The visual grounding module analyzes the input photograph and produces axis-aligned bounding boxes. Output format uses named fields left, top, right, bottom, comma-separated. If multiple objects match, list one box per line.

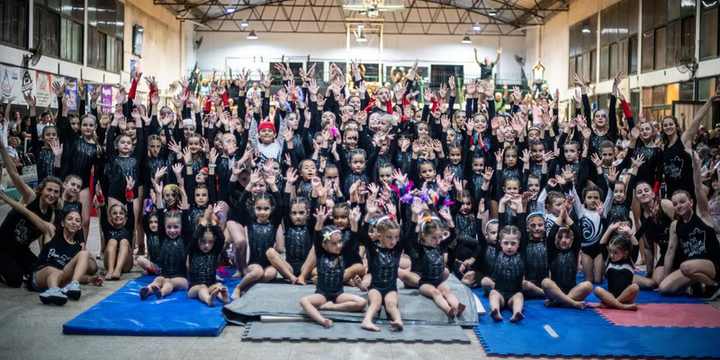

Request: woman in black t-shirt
left=32, top=210, right=103, bottom=305
left=0, top=141, right=61, bottom=288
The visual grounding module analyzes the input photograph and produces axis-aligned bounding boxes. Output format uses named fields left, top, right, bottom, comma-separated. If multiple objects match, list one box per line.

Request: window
left=609, top=43, right=619, bottom=78
left=700, top=5, right=719, bottom=60
left=629, top=36, right=638, bottom=74
left=642, top=0, right=655, bottom=31
left=61, top=19, right=82, bottom=63
left=569, top=14, right=597, bottom=86
left=599, top=0, right=635, bottom=80
left=666, top=21, right=680, bottom=68
left=639, top=0, right=696, bottom=71
left=600, top=46, right=609, bottom=80
left=306, top=62, right=325, bottom=83
left=429, top=65, right=463, bottom=88
left=88, top=28, right=106, bottom=69
left=34, top=5, right=61, bottom=58
left=642, top=31, right=654, bottom=71
left=60, top=0, right=83, bottom=63
left=88, top=0, right=124, bottom=72
left=0, top=0, right=29, bottom=48
left=655, top=27, right=666, bottom=70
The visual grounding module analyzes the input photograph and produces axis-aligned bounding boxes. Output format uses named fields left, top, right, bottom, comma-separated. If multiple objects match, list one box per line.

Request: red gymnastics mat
left=595, top=303, right=720, bottom=328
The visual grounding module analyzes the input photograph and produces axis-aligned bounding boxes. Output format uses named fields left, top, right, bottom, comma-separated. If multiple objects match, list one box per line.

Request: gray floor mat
left=223, top=276, right=478, bottom=327
left=241, top=321, right=471, bottom=343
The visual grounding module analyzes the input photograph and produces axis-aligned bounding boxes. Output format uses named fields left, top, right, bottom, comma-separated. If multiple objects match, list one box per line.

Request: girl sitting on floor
left=231, top=169, right=284, bottom=299
left=300, top=206, right=367, bottom=328
left=359, top=204, right=407, bottom=332
left=188, top=206, right=230, bottom=306
left=489, top=194, right=526, bottom=322
left=541, top=195, right=593, bottom=310
left=139, top=179, right=191, bottom=300
left=594, top=233, right=640, bottom=310
left=24, top=208, right=104, bottom=305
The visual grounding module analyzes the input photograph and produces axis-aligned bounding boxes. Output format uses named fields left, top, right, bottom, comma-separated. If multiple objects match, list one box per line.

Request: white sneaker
left=40, top=287, right=68, bottom=306
left=61, top=281, right=82, bottom=300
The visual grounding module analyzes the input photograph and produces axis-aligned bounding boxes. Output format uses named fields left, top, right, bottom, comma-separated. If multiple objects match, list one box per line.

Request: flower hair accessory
left=420, top=216, right=442, bottom=232
left=322, top=229, right=341, bottom=242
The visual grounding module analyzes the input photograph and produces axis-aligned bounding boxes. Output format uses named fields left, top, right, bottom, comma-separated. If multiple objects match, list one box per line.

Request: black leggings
left=0, top=246, right=38, bottom=288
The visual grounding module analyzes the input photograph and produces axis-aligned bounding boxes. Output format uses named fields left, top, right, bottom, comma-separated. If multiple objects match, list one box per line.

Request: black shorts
left=419, top=276, right=444, bottom=288
left=498, top=290, right=521, bottom=305
left=369, top=282, right=398, bottom=299
left=289, top=262, right=303, bottom=277
left=315, top=289, right=342, bottom=303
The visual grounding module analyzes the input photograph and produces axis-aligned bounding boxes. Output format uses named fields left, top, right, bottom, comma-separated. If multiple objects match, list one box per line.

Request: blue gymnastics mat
left=63, top=274, right=241, bottom=336
left=472, top=282, right=720, bottom=359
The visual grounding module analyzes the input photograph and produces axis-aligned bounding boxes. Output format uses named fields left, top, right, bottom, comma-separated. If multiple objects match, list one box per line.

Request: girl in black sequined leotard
left=231, top=170, right=285, bottom=299
left=299, top=208, right=367, bottom=329
left=266, top=177, right=317, bottom=285
left=139, top=181, right=191, bottom=301
left=187, top=209, right=231, bottom=307
left=541, top=200, right=593, bottom=309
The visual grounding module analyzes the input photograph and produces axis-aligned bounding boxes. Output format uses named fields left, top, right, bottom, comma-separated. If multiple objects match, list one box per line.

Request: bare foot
left=231, top=271, right=242, bottom=279
left=456, top=302, right=466, bottom=317
left=322, top=319, right=334, bottom=329
left=312, top=277, right=318, bottom=285
left=231, top=286, right=242, bottom=300
left=216, top=275, right=224, bottom=282
left=595, top=302, right=607, bottom=309
left=490, top=308, right=503, bottom=322
left=139, top=286, right=151, bottom=300
left=352, top=275, right=368, bottom=292
left=389, top=320, right=404, bottom=331
left=112, top=269, right=122, bottom=280
left=104, top=273, right=114, bottom=281
left=207, top=287, right=220, bottom=307
left=622, top=303, right=638, bottom=311
left=151, top=285, right=163, bottom=300
left=220, top=287, right=231, bottom=305
left=361, top=320, right=381, bottom=332
left=318, top=301, right=335, bottom=310
left=510, top=311, right=525, bottom=323
left=295, top=277, right=307, bottom=285
left=571, top=300, right=586, bottom=310
left=446, top=307, right=456, bottom=320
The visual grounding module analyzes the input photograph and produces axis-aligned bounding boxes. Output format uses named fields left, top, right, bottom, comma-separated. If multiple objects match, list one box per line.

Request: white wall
left=192, top=31, right=527, bottom=81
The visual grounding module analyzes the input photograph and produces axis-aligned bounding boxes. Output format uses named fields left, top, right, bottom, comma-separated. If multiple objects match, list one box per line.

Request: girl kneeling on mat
left=139, top=179, right=191, bottom=300
left=188, top=206, right=230, bottom=306
left=300, top=206, right=367, bottom=328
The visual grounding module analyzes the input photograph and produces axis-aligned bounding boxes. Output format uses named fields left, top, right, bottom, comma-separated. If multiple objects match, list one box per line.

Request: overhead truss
left=154, top=0, right=570, bottom=36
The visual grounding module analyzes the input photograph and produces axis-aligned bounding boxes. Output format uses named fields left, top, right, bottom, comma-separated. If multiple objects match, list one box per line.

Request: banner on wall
left=101, top=85, right=113, bottom=112
left=0, top=64, right=21, bottom=101
left=64, top=79, right=78, bottom=110
left=21, top=70, right=33, bottom=97
left=35, top=71, right=53, bottom=107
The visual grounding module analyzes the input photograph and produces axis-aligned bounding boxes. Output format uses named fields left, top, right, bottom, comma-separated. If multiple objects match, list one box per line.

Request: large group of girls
left=1, top=56, right=719, bottom=330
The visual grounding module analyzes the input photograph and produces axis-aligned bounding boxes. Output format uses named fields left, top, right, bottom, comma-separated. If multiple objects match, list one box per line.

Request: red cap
left=258, top=122, right=276, bottom=133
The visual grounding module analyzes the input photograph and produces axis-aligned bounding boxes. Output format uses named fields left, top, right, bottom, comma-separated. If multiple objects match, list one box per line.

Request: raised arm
left=682, top=85, right=720, bottom=149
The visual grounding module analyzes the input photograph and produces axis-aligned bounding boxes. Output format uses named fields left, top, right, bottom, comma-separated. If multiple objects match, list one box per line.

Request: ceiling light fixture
left=226, top=7, right=236, bottom=13
left=240, top=20, right=250, bottom=28
left=462, top=34, right=472, bottom=44
left=247, top=30, right=258, bottom=40
left=472, top=24, right=481, bottom=31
